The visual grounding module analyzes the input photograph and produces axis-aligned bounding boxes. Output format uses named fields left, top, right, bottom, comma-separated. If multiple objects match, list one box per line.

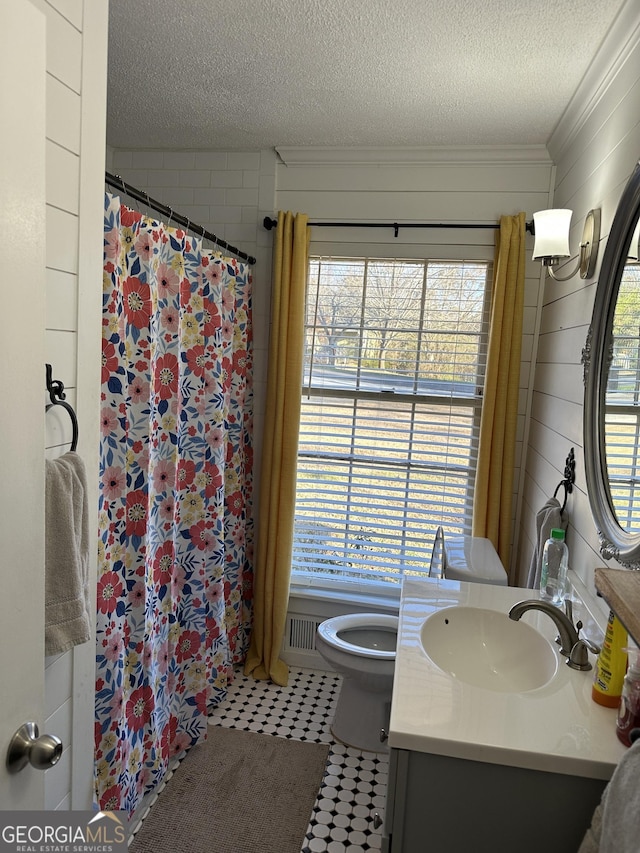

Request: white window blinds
left=292, top=257, right=492, bottom=590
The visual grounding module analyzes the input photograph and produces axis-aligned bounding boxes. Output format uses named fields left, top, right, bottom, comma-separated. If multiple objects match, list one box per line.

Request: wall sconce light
left=532, top=208, right=601, bottom=281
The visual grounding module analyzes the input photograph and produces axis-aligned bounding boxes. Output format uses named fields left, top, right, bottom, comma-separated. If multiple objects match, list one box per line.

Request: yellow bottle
left=592, top=610, right=628, bottom=708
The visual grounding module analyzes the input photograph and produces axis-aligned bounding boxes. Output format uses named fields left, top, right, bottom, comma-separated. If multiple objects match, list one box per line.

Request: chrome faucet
left=508, top=599, right=591, bottom=670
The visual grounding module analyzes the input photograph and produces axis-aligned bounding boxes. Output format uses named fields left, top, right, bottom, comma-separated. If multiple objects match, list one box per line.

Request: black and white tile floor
left=208, top=666, right=388, bottom=853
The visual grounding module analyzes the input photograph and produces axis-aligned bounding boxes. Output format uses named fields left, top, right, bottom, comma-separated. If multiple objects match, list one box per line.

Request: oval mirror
left=584, top=159, right=640, bottom=568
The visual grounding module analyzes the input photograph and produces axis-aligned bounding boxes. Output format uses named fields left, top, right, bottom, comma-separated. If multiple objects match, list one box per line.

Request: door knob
left=6, top=722, right=63, bottom=773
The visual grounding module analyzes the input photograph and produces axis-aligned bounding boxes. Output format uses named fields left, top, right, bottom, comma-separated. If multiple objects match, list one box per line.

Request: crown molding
left=548, top=0, right=640, bottom=162
left=275, top=144, right=552, bottom=167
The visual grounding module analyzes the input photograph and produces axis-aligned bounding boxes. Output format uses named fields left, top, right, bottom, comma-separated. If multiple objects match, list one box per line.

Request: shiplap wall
left=274, top=147, right=554, bottom=578
left=39, top=0, right=108, bottom=810
left=107, top=148, right=276, bottom=513
left=515, top=3, right=640, bottom=605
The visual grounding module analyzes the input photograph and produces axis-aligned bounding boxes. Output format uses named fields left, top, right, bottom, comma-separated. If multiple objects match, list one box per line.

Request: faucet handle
left=572, top=613, right=602, bottom=655
left=576, top=627, right=601, bottom=656
left=567, top=640, right=592, bottom=671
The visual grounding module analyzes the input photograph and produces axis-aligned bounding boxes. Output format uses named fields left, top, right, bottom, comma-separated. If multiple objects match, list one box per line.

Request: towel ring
left=45, top=364, right=78, bottom=452
left=553, top=480, right=570, bottom=515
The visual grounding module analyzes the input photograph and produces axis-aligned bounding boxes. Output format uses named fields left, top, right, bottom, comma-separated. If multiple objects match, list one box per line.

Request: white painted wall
left=274, top=145, right=555, bottom=578
left=515, top=3, right=640, bottom=607
left=38, top=0, right=108, bottom=810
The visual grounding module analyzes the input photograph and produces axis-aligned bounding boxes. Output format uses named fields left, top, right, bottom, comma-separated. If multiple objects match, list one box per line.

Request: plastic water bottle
left=539, top=528, right=569, bottom=605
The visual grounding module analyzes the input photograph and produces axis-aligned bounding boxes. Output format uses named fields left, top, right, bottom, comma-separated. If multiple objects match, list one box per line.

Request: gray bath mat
left=129, top=726, right=329, bottom=853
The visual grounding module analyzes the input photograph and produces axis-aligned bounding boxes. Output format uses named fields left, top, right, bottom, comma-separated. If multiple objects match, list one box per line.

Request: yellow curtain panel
left=245, top=211, right=310, bottom=686
left=472, top=212, right=526, bottom=576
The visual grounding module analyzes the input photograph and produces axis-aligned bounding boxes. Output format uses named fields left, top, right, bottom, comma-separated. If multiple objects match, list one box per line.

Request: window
left=292, top=256, right=492, bottom=593
left=605, top=263, right=640, bottom=530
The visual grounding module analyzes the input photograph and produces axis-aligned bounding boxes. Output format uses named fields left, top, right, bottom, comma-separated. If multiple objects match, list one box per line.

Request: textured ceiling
left=107, top=0, right=627, bottom=150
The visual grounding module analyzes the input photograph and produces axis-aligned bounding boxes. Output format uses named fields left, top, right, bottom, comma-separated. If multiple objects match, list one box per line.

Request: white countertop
left=389, top=577, right=627, bottom=780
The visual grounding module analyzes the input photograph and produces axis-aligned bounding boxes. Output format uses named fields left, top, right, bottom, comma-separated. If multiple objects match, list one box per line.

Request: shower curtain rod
left=105, top=171, right=257, bottom=265
left=263, top=216, right=535, bottom=237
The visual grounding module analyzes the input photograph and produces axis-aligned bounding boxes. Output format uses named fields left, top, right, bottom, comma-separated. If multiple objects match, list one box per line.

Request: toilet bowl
left=315, top=613, right=398, bottom=753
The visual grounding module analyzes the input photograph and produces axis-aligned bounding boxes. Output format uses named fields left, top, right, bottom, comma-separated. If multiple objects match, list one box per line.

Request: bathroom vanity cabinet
left=380, top=746, right=606, bottom=853
left=386, top=578, right=627, bottom=853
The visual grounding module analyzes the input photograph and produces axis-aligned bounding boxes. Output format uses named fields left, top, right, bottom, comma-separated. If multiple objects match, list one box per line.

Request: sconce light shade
left=532, top=209, right=572, bottom=261
left=532, top=208, right=600, bottom=281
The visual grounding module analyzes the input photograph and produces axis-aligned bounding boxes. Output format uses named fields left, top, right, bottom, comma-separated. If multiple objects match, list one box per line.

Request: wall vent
left=286, top=616, right=323, bottom=651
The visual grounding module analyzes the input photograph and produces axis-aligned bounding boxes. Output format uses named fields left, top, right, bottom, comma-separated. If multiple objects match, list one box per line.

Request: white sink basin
left=420, top=605, right=558, bottom=693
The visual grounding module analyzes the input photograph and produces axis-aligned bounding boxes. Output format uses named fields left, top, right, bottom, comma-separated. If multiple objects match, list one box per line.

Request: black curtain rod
left=105, top=171, right=256, bottom=265
left=263, top=216, right=534, bottom=237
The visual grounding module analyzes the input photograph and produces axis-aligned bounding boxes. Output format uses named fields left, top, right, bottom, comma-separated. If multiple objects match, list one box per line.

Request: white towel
left=45, top=451, right=91, bottom=655
left=579, top=739, right=640, bottom=852
left=525, top=496, right=567, bottom=589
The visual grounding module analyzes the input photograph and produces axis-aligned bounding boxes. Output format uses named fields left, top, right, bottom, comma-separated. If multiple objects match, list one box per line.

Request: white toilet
left=315, top=613, right=398, bottom=753
left=315, top=533, right=506, bottom=753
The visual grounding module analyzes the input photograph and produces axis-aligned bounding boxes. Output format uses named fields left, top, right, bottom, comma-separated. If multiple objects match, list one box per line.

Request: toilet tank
left=432, top=529, right=507, bottom=585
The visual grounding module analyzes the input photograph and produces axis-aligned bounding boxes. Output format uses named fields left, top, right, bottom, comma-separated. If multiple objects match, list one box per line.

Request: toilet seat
left=317, top=613, right=398, bottom=659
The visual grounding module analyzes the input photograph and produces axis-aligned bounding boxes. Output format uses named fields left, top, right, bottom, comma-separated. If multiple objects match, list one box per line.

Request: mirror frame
left=583, top=159, right=640, bottom=569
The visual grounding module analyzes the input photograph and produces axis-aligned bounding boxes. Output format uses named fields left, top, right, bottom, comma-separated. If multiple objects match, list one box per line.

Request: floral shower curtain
left=95, top=195, right=253, bottom=814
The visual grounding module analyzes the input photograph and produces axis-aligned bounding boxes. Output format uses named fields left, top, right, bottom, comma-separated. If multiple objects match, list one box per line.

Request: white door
left=0, top=0, right=48, bottom=809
